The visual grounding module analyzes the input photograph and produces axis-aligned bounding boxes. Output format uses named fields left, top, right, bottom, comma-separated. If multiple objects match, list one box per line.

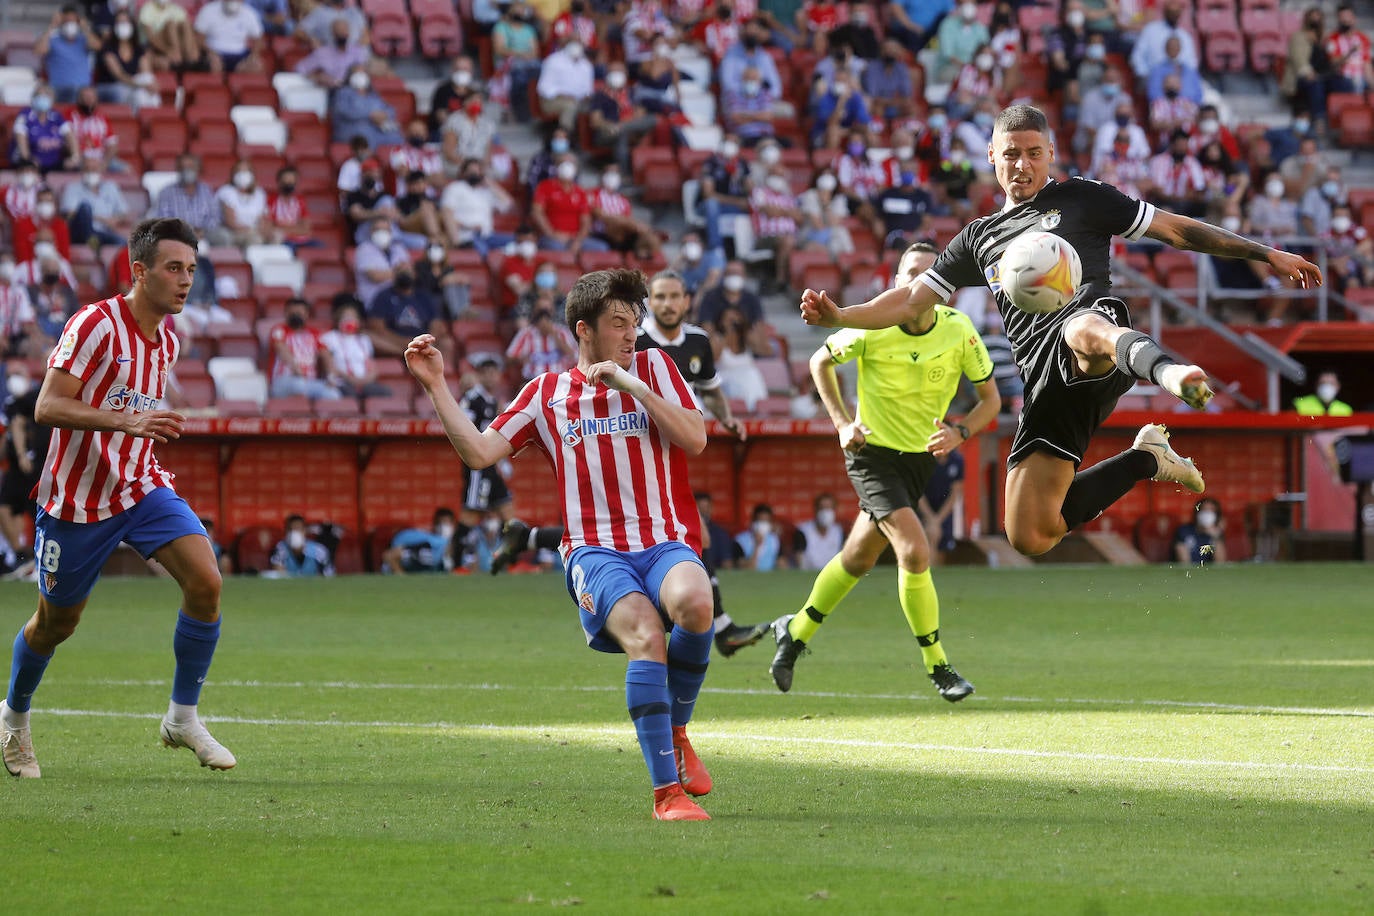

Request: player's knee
left=672, top=587, right=714, bottom=634
left=181, top=569, right=222, bottom=616
left=895, top=547, right=930, bottom=574
left=1061, top=307, right=1117, bottom=357
left=1007, top=527, right=1057, bottom=557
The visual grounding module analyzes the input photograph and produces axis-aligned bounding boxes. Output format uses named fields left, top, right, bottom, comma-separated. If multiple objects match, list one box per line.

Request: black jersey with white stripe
left=461, top=385, right=500, bottom=431
left=635, top=319, right=721, bottom=391
left=919, top=177, right=1156, bottom=378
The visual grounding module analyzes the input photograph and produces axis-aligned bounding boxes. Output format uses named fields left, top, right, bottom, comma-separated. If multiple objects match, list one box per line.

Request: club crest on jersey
left=688, top=355, right=702, bottom=375
left=104, top=384, right=160, bottom=413
left=1040, top=210, right=1062, bottom=230
left=579, top=592, right=596, bottom=615
left=984, top=262, right=1003, bottom=295
left=44, top=573, right=57, bottom=593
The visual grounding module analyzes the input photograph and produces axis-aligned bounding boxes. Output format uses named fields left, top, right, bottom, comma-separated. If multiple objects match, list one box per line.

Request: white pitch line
left=38, top=708, right=1374, bottom=777
left=68, top=678, right=1374, bottom=719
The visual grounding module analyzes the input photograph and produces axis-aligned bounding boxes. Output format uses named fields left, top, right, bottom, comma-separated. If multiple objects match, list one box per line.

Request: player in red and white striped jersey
left=1, top=217, right=236, bottom=780
left=406, top=268, right=716, bottom=821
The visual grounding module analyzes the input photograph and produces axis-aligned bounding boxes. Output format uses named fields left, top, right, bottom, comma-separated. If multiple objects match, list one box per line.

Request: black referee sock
left=1115, top=330, right=1174, bottom=386
left=532, top=526, right=564, bottom=551
left=1060, top=450, right=1158, bottom=530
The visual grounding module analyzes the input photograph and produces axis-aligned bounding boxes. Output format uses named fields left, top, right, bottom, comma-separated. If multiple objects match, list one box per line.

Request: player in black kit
left=802, top=104, right=1322, bottom=558
left=492, top=271, right=769, bottom=656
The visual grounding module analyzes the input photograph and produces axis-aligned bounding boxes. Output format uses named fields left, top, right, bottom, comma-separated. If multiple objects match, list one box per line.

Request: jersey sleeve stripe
left=918, top=269, right=955, bottom=301
left=1121, top=201, right=1156, bottom=241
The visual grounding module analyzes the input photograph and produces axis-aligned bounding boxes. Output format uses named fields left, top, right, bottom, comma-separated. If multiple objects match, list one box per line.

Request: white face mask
left=759, top=145, right=781, bottom=165
left=816, top=173, right=837, bottom=192
left=83, top=172, right=102, bottom=188
left=1086, top=43, right=1106, bottom=60
left=437, top=522, right=456, bottom=539
left=602, top=172, right=622, bottom=191
left=34, top=242, right=57, bottom=261
left=816, top=508, right=835, bottom=528
left=180, top=168, right=199, bottom=185
left=233, top=171, right=254, bottom=190
left=1221, top=216, right=1242, bottom=233
left=0, top=262, right=13, bottom=281
left=722, top=274, right=745, bottom=292
left=961, top=2, right=977, bottom=20
left=557, top=161, right=578, bottom=181
left=607, top=70, right=627, bottom=89
left=287, top=530, right=306, bottom=550
left=767, top=175, right=789, bottom=193
left=1317, top=383, right=1339, bottom=403
left=895, top=145, right=914, bottom=161
left=349, top=72, right=370, bottom=92
left=115, top=21, right=134, bottom=39
left=428, top=244, right=446, bottom=262
left=752, top=520, right=773, bottom=538
left=1066, top=9, right=1085, bottom=27
left=1196, top=510, right=1217, bottom=528
left=223, top=0, right=241, bottom=13
left=742, top=79, right=762, bottom=95
left=681, top=240, right=703, bottom=261
left=975, top=53, right=994, bottom=71
left=720, top=141, right=739, bottom=158
left=1199, top=119, right=1219, bottom=135
left=5, top=374, right=29, bottom=398
left=19, top=172, right=37, bottom=189
left=62, top=21, right=80, bottom=39
left=1293, top=118, right=1310, bottom=134
left=1265, top=179, right=1285, bottom=199
left=482, top=518, right=501, bottom=536
left=371, top=229, right=392, bottom=249
left=36, top=202, right=56, bottom=220
left=517, top=240, right=538, bottom=259
left=565, top=42, right=583, bottom=60
left=1332, top=215, right=1353, bottom=233
left=452, top=69, right=473, bottom=86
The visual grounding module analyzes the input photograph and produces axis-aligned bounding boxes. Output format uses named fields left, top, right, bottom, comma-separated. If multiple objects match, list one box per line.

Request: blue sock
left=625, top=659, right=676, bottom=788
left=171, top=611, right=220, bottom=707
left=7, top=630, right=52, bottom=714
left=666, top=625, right=712, bottom=728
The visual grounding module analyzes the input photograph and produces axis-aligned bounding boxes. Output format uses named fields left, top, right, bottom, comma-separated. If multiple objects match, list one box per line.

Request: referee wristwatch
left=953, top=423, right=971, bottom=441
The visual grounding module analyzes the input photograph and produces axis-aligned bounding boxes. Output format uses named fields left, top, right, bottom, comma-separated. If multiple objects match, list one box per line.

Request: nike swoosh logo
left=546, top=396, right=568, bottom=407
left=675, top=697, right=695, bottom=705
left=116, top=356, right=134, bottom=364
left=658, top=749, right=674, bottom=756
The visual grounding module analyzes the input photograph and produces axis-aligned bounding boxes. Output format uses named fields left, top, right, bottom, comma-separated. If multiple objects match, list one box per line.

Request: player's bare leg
left=1004, top=453, right=1077, bottom=557
left=152, top=534, right=235, bottom=770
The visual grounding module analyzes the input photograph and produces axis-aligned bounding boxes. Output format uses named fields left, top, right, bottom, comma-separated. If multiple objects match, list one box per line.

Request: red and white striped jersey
left=2, top=183, right=37, bottom=221
left=0, top=283, right=35, bottom=336
left=65, top=109, right=113, bottom=159
left=591, top=187, right=632, bottom=219
left=39, top=294, right=180, bottom=523
left=489, top=347, right=702, bottom=560
left=269, top=324, right=326, bottom=381
left=266, top=191, right=306, bottom=228
left=386, top=144, right=443, bottom=194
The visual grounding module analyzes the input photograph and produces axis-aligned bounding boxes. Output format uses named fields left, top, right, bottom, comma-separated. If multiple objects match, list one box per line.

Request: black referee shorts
left=844, top=444, right=937, bottom=522
left=462, top=465, right=512, bottom=512
left=1008, top=295, right=1137, bottom=469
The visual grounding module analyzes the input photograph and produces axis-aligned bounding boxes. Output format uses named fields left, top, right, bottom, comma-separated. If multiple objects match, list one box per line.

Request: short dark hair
left=564, top=268, right=647, bottom=334
left=993, top=104, right=1050, bottom=137
left=902, top=240, right=938, bottom=260
left=285, top=513, right=305, bottom=527
left=649, top=269, right=687, bottom=292
left=433, top=507, right=455, bottom=525
left=128, top=218, right=198, bottom=271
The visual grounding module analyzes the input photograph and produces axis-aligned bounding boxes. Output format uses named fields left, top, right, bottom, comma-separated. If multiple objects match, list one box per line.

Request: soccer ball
left=997, top=231, right=1082, bottom=314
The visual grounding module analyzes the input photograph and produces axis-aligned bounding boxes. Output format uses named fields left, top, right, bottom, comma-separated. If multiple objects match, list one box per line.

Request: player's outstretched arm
left=406, top=334, right=513, bottom=469
left=800, top=279, right=941, bottom=330
left=35, top=367, right=185, bottom=443
left=1145, top=210, right=1324, bottom=288
left=586, top=360, right=708, bottom=455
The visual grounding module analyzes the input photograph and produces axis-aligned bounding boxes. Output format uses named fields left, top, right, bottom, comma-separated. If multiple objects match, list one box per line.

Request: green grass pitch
left=2, top=564, right=1372, bottom=914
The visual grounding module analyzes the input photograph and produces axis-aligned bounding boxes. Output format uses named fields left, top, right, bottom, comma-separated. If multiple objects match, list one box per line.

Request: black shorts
left=462, top=465, right=511, bottom=512
left=844, top=444, right=937, bottom=522
left=1008, top=296, right=1136, bottom=469
left=0, top=467, right=38, bottom=515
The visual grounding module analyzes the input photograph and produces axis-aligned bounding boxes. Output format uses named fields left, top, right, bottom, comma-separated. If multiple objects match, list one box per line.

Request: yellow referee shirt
left=825, top=306, right=994, bottom=453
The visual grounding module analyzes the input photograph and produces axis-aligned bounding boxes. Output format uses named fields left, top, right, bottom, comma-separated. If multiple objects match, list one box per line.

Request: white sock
left=713, top=613, right=734, bottom=633
left=1, top=702, right=29, bottom=729
left=166, top=701, right=198, bottom=725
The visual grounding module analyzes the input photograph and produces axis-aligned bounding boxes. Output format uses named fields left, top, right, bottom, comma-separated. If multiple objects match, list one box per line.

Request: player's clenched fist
left=800, top=288, right=841, bottom=327
left=404, top=334, right=445, bottom=388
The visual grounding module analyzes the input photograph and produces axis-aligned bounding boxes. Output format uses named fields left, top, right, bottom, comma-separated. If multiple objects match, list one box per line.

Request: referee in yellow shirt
left=769, top=243, right=1002, bottom=700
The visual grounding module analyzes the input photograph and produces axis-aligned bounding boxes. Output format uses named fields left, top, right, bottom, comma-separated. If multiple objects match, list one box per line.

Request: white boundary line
left=66, top=678, right=1374, bottom=719
left=40, top=708, right=1374, bottom=777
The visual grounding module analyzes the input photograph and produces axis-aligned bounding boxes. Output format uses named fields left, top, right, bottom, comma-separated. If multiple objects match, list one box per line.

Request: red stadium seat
left=1247, top=31, right=1285, bottom=73
left=1194, top=6, right=1237, bottom=32
left=1338, top=109, right=1374, bottom=150
left=265, top=395, right=314, bottom=417
left=1204, top=31, right=1246, bottom=73
left=370, top=14, right=416, bottom=58
left=577, top=250, right=626, bottom=272
left=234, top=525, right=278, bottom=573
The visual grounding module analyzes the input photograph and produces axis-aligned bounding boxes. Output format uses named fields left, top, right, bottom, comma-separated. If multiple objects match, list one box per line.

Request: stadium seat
left=756, top=357, right=794, bottom=395
left=1338, top=109, right=1374, bottom=151
left=1204, top=31, right=1246, bottom=73
left=332, top=533, right=365, bottom=575
left=1133, top=512, right=1177, bottom=563
left=234, top=525, right=277, bottom=573
left=577, top=250, right=626, bottom=271
left=1246, top=31, right=1284, bottom=73
left=370, top=13, right=416, bottom=58
left=265, top=395, right=314, bottom=417
left=788, top=248, right=838, bottom=291
left=1194, top=5, right=1237, bottom=32
left=177, top=376, right=217, bottom=409
left=363, top=394, right=416, bottom=418
left=1327, top=93, right=1366, bottom=127
left=238, top=120, right=288, bottom=153
left=141, top=170, right=179, bottom=203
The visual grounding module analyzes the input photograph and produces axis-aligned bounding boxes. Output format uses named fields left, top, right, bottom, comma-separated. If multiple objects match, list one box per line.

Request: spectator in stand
left=793, top=493, right=845, bottom=571
left=0, top=259, right=40, bottom=359
left=216, top=159, right=271, bottom=249
left=1196, top=139, right=1248, bottom=214
left=799, top=170, right=854, bottom=257
left=1148, top=74, right=1199, bottom=145
left=394, top=169, right=447, bottom=246
left=796, top=0, right=841, bottom=53
left=589, top=62, right=662, bottom=170
left=440, top=159, right=515, bottom=257
left=514, top=260, right=566, bottom=328
left=748, top=167, right=801, bottom=293
left=1130, top=0, right=1195, bottom=79
left=322, top=297, right=392, bottom=401
left=1146, top=130, right=1206, bottom=219
left=695, top=491, right=735, bottom=570
left=269, top=297, right=341, bottom=400
left=696, top=133, right=753, bottom=257
left=26, top=252, right=80, bottom=348
left=813, top=41, right=866, bottom=97
left=1266, top=114, right=1311, bottom=171
left=552, top=0, right=599, bottom=54
left=2, top=162, right=41, bottom=229
left=265, top=166, right=317, bottom=253
left=1075, top=67, right=1126, bottom=157
left=60, top=160, right=132, bottom=249
left=155, top=154, right=231, bottom=247
left=525, top=127, right=572, bottom=198
left=933, top=1, right=988, bottom=81
left=353, top=217, right=413, bottom=308
left=505, top=306, right=577, bottom=383
left=1283, top=9, right=1329, bottom=125
left=193, top=0, right=266, bottom=73
left=928, top=138, right=978, bottom=219
left=948, top=45, right=1003, bottom=123
left=1092, top=100, right=1151, bottom=174
left=331, top=66, right=403, bottom=147
left=270, top=515, right=334, bottom=577
left=65, top=86, right=126, bottom=173
left=382, top=508, right=457, bottom=575
left=247, top=0, right=292, bottom=36
left=417, top=241, right=473, bottom=321
left=10, top=85, right=77, bottom=174
left=719, top=18, right=785, bottom=98
left=498, top=228, right=540, bottom=315
left=296, top=17, right=371, bottom=90
left=713, top=303, right=771, bottom=411
left=343, top=157, right=412, bottom=248
left=953, top=100, right=999, bottom=175
left=1294, top=370, right=1353, bottom=416
left=537, top=37, right=596, bottom=133
left=697, top=259, right=764, bottom=335
left=987, top=1, right=1023, bottom=91
left=429, top=56, right=482, bottom=135
left=693, top=5, right=740, bottom=65
left=532, top=156, right=610, bottom=253
left=492, top=1, right=543, bottom=123
left=139, top=0, right=205, bottom=72
left=1092, top=127, right=1149, bottom=199
left=368, top=260, right=454, bottom=358
left=1046, top=1, right=1090, bottom=99
left=1172, top=498, right=1226, bottom=566
left=886, top=0, right=950, bottom=54
left=622, top=0, right=677, bottom=71
left=721, top=65, right=779, bottom=148
left=864, top=40, right=916, bottom=122
left=1187, top=106, right=1240, bottom=161
left=1146, top=34, right=1203, bottom=106
left=440, top=91, right=499, bottom=171
left=1246, top=174, right=1302, bottom=322
left=919, top=450, right=965, bottom=566
left=1278, top=135, right=1330, bottom=193
left=36, top=6, right=100, bottom=103
left=832, top=0, right=880, bottom=61
left=1298, top=167, right=1347, bottom=238
left=297, top=0, right=369, bottom=48
left=735, top=503, right=786, bottom=571
left=591, top=166, right=662, bottom=259
left=811, top=66, right=870, bottom=149
left=1326, top=203, right=1371, bottom=290
left=634, top=39, right=686, bottom=117
left=1325, top=3, right=1373, bottom=96
left=12, top=189, right=72, bottom=265
left=671, top=231, right=726, bottom=302
left=874, top=168, right=934, bottom=249
left=335, top=134, right=374, bottom=197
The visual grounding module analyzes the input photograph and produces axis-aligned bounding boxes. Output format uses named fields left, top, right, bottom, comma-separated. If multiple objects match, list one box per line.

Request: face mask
left=720, top=141, right=739, bottom=158
left=5, top=374, right=28, bottom=398
left=759, top=145, right=781, bottom=165
left=550, top=138, right=570, bottom=155
left=565, top=43, right=583, bottom=59
left=1101, top=83, right=1119, bottom=98
left=535, top=271, right=557, bottom=289
left=816, top=508, right=835, bottom=528
left=394, top=272, right=415, bottom=291
left=976, top=53, right=994, bottom=71
left=33, top=96, right=52, bottom=113
left=36, top=202, right=56, bottom=220
left=224, top=0, right=241, bottom=13
left=1317, top=383, right=1339, bottom=402
left=1066, top=9, right=1085, bottom=28
left=371, top=229, right=392, bottom=248
left=41, top=272, right=61, bottom=287
left=19, top=172, right=37, bottom=189
left=286, top=312, right=306, bottom=329
left=83, top=172, right=101, bottom=188
left=340, top=317, right=361, bottom=333
left=1332, top=215, right=1353, bottom=233
left=950, top=148, right=967, bottom=164
left=287, top=530, right=306, bottom=551
left=349, top=72, right=370, bottom=92
left=1086, top=43, right=1106, bottom=61
left=752, top=520, right=773, bottom=538
left=279, top=181, right=297, bottom=195
left=452, top=69, right=473, bottom=87
left=1265, top=179, right=1284, bottom=199
left=900, top=170, right=917, bottom=186
left=742, top=79, right=761, bottom=95
left=1322, top=180, right=1341, bottom=199
left=180, top=168, right=199, bottom=184
left=681, top=241, right=703, bottom=260
left=1171, top=149, right=1186, bottom=162
left=767, top=175, right=789, bottom=193
left=960, top=3, right=977, bottom=20
left=1221, top=215, right=1241, bottom=232
left=1193, top=119, right=1218, bottom=137
left=847, top=140, right=865, bottom=157
left=1196, top=510, right=1217, bottom=528
left=115, top=21, right=134, bottom=39
left=0, top=262, right=12, bottom=281
left=654, top=43, right=670, bottom=58
left=607, top=70, right=627, bottom=89
left=464, top=172, right=483, bottom=186
left=233, top=171, right=253, bottom=190
left=895, top=145, right=914, bottom=161
left=557, top=161, right=578, bottom=181
left=974, top=112, right=994, bottom=129
left=423, top=245, right=446, bottom=265
left=1293, top=118, right=1310, bottom=134
left=438, top=522, right=456, bottom=539
left=602, top=172, right=621, bottom=191
left=1164, top=87, right=1179, bottom=99
left=927, top=113, right=947, bottom=130
left=743, top=35, right=759, bottom=50
left=816, top=173, right=837, bottom=192
left=482, top=518, right=501, bottom=536
left=722, top=274, right=745, bottom=292
left=62, top=22, right=80, bottom=39
left=517, top=240, right=538, bottom=259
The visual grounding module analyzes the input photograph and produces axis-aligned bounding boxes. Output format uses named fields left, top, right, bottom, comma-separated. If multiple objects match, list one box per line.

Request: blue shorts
left=564, top=542, right=705, bottom=654
left=34, top=487, right=208, bottom=607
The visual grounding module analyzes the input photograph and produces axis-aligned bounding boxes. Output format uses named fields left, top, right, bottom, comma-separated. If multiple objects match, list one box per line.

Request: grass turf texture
left=2, top=565, right=1372, bottom=914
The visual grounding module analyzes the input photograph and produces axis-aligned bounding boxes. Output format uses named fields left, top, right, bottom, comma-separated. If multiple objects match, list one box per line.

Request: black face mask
left=743, top=35, right=759, bottom=50
left=394, top=274, right=414, bottom=292
left=42, top=272, right=60, bottom=286
left=334, top=35, right=348, bottom=47
left=571, top=1, right=585, bottom=12
left=1164, top=88, right=1179, bottom=99
left=279, top=182, right=296, bottom=194
left=1171, top=149, right=1186, bottom=162
left=409, top=136, right=426, bottom=147
left=464, top=173, right=483, bottom=185
left=286, top=313, right=306, bottom=329
left=78, top=102, right=95, bottom=114
left=1339, top=21, right=1353, bottom=32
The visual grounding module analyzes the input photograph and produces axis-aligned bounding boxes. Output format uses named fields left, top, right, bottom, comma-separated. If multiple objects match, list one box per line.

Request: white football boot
left=160, top=718, right=237, bottom=770
left=1134, top=424, right=1205, bottom=494
left=0, top=701, right=40, bottom=778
